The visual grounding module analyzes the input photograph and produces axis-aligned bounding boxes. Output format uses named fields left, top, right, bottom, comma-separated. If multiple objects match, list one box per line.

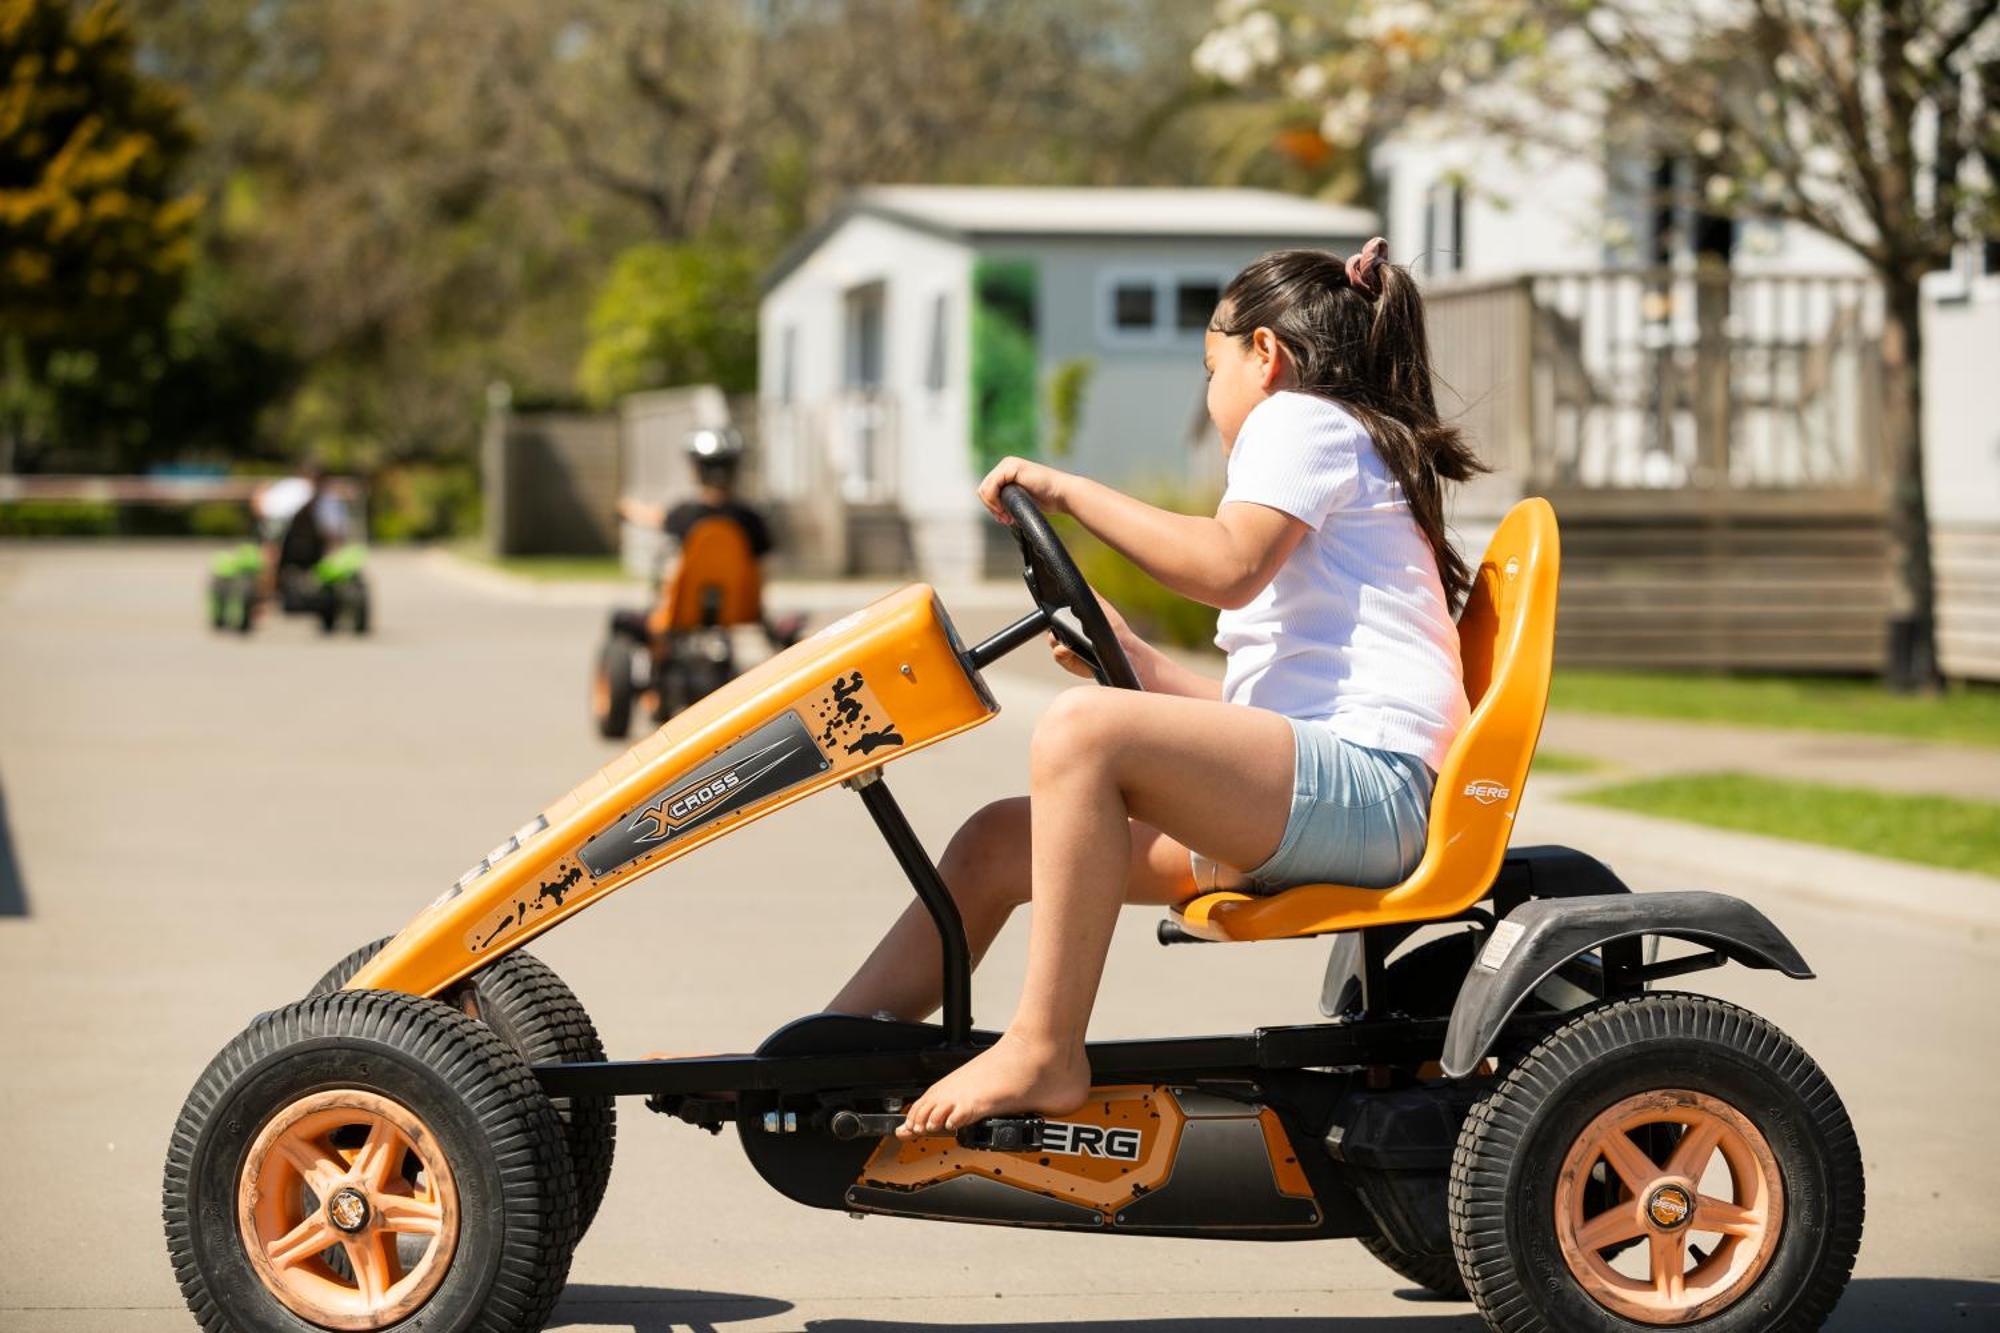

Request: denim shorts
left=1193, top=717, right=1435, bottom=893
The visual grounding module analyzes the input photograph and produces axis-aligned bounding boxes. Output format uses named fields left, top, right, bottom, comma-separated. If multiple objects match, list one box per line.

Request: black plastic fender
left=1441, top=891, right=1814, bottom=1077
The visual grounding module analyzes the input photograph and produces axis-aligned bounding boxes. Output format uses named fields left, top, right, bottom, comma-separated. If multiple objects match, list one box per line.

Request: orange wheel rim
left=590, top=663, right=610, bottom=719
left=237, top=1089, right=460, bottom=1331
left=1554, top=1089, right=1784, bottom=1326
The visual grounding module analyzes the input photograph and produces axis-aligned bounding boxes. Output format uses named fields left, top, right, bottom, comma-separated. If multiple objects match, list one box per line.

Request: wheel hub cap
left=326, top=1187, right=371, bottom=1234
left=1645, top=1182, right=1694, bottom=1229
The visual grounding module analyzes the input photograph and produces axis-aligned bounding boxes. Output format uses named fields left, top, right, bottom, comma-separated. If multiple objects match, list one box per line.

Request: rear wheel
left=1449, top=993, right=1863, bottom=1332
left=232, top=577, right=255, bottom=634
left=1340, top=934, right=1483, bottom=1300
left=349, top=577, right=371, bottom=635
left=592, top=637, right=634, bottom=738
left=311, top=939, right=617, bottom=1240
left=162, top=989, right=576, bottom=1332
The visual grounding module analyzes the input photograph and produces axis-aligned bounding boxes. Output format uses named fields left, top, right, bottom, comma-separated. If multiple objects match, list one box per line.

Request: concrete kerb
left=1519, top=785, right=2000, bottom=936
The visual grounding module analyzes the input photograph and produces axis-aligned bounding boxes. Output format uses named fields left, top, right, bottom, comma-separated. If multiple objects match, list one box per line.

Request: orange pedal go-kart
left=164, top=488, right=1864, bottom=1333
left=591, top=513, right=804, bottom=739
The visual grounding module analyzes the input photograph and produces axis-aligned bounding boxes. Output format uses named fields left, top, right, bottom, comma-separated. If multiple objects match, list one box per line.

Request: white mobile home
left=757, top=186, right=1375, bottom=580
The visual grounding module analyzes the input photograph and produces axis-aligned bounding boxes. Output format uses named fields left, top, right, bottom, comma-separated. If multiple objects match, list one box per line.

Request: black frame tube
left=531, top=1014, right=1498, bottom=1100
left=856, top=776, right=974, bottom=1043
left=965, top=608, right=1049, bottom=671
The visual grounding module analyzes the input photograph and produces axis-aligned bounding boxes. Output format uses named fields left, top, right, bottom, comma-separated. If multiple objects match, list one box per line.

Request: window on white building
left=1175, top=278, right=1223, bottom=331
left=924, top=293, right=949, bottom=392
left=1103, top=271, right=1229, bottom=344
left=1423, top=180, right=1465, bottom=277
left=777, top=325, right=797, bottom=405
left=1111, top=280, right=1157, bottom=333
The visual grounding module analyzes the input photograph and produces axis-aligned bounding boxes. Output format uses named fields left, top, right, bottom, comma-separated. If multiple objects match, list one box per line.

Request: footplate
left=828, top=1109, right=1045, bottom=1152
left=844, top=1084, right=1325, bottom=1235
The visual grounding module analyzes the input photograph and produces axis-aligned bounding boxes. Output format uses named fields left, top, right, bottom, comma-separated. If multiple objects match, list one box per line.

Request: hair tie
left=1345, top=236, right=1388, bottom=294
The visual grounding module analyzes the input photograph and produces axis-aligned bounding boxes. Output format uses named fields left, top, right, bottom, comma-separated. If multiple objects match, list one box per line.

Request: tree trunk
left=1880, top=271, right=1941, bottom=692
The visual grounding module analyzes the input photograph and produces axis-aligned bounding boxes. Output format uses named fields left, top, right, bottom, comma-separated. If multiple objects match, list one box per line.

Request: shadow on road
left=548, top=1277, right=2000, bottom=1332
left=0, top=776, right=28, bottom=918
left=1829, top=1277, right=2000, bottom=1329
left=550, top=1284, right=793, bottom=1330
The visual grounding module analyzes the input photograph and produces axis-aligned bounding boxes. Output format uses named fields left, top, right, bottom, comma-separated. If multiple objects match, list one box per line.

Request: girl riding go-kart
left=164, top=242, right=1862, bottom=1333
left=841, top=241, right=1485, bottom=1134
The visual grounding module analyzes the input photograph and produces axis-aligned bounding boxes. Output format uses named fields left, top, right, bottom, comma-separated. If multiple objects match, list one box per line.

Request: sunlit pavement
left=1, top=543, right=1995, bottom=1331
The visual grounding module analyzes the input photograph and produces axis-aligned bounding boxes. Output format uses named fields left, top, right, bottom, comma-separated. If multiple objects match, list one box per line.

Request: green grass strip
left=1551, top=669, right=2000, bottom=749
left=1573, top=771, right=2000, bottom=877
left=1531, top=749, right=1605, bottom=775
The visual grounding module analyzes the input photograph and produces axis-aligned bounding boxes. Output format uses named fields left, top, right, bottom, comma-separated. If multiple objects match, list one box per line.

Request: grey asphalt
left=0, top=543, right=1995, bottom=1331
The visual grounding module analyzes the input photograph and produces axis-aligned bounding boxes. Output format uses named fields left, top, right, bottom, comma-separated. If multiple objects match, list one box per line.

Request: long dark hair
left=1210, top=247, right=1486, bottom=607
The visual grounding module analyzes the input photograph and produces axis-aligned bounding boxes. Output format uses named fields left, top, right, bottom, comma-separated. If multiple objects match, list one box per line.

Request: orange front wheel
left=163, top=991, right=578, bottom=1332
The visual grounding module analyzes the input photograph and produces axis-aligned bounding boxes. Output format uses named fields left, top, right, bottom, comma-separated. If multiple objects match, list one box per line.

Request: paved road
left=1, top=544, right=1995, bottom=1331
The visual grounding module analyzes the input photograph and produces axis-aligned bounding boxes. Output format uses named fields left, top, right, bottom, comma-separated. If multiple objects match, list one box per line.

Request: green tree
left=0, top=0, right=200, bottom=468
left=577, top=240, right=757, bottom=403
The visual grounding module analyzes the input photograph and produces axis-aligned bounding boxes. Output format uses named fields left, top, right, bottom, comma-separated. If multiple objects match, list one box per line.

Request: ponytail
left=1211, top=244, right=1487, bottom=607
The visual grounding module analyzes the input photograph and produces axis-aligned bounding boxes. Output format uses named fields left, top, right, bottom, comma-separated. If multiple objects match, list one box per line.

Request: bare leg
left=826, top=798, right=1196, bottom=1022
left=899, top=688, right=1296, bottom=1136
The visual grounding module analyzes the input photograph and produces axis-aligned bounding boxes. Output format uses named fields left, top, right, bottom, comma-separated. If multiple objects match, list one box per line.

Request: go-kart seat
left=648, top=514, right=765, bottom=638
left=1169, top=497, right=1561, bottom=942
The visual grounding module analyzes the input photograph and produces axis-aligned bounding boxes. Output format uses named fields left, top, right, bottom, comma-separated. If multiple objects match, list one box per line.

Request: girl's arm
left=1049, top=596, right=1223, bottom=699
left=617, top=497, right=667, bottom=529
left=978, top=458, right=1304, bottom=611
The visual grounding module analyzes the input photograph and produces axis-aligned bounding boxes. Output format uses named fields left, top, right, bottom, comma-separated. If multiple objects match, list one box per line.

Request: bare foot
left=897, top=1031, right=1091, bottom=1138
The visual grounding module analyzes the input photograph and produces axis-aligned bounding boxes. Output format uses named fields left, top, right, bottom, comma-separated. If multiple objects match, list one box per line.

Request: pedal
left=956, top=1116, right=1044, bottom=1152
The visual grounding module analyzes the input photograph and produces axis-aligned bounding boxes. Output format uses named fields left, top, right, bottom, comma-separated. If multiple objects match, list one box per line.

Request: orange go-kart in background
left=590, top=513, right=805, bottom=739
left=163, top=487, right=1863, bottom=1333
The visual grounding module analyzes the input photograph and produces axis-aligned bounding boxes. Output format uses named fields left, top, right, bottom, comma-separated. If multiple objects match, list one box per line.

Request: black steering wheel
left=997, top=483, right=1143, bottom=691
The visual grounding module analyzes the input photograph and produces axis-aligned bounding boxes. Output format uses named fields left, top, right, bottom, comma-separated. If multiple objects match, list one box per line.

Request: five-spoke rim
left=1554, top=1088, right=1784, bottom=1325
left=238, top=1089, right=460, bottom=1331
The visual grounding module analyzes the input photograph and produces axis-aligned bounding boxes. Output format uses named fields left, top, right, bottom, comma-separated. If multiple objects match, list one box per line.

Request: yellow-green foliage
left=1058, top=480, right=1223, bottom=651
left=0, top=0, right=199, bottom=338
left=578, top=241, right=758, bottom=406
left=0, top=498, right=115, bottom=535
left=187, top=500, right=251, bottom=538
left=369, top=463, right=482, bottom=543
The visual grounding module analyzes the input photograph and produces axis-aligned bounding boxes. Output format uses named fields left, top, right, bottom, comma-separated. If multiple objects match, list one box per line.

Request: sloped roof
left=764, top=186, right=1378, bottom=291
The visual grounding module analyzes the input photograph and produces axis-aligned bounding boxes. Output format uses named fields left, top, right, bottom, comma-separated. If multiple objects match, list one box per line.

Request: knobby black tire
left=1359, top=1233, right=1470, bottom=1301
left=596, top=637, right=634, bottom=739
left=311, top=937, right=617, bottom=1239
left=162, top=989, right=577, bottom=1333
left=1342, top=932, right=1481, bottom=1300
left=1448, top=992, right=1864, bottom=1333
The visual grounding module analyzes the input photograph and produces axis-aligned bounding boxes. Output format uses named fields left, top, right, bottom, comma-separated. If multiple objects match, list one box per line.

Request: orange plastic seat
left=1169, top=497, right=1561, bottom=942
left=647, top=514, right=765, bottom=639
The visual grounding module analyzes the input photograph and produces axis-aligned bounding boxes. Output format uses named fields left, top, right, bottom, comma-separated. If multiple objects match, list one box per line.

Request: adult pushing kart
left=164, top=491, right=1863, bottom=1332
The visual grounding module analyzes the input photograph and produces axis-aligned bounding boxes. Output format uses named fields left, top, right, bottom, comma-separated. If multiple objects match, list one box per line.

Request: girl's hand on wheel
left=978, top=457, right=1071, bottom=523
left=1049, top=594, right=1150, bottom=685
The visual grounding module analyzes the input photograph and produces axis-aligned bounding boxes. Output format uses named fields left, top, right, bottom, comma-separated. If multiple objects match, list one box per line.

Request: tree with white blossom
left=1198, top=0, right=1997, bottom=689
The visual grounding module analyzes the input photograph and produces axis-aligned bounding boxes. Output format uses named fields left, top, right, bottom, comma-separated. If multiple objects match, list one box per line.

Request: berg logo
left=1039, top=1121, right=1143, bottom=1162
left=1463, top=779, right=1511, bottom=806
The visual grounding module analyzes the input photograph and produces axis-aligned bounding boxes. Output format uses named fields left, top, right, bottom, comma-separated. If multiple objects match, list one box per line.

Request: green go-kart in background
left=208, top=543, right=371, bottom=636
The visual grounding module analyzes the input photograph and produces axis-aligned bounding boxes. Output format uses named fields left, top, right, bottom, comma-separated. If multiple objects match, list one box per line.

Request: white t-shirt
left=1213, top=391, right=1469, bottom=771
left=254, top=477, right=350, bottom=544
